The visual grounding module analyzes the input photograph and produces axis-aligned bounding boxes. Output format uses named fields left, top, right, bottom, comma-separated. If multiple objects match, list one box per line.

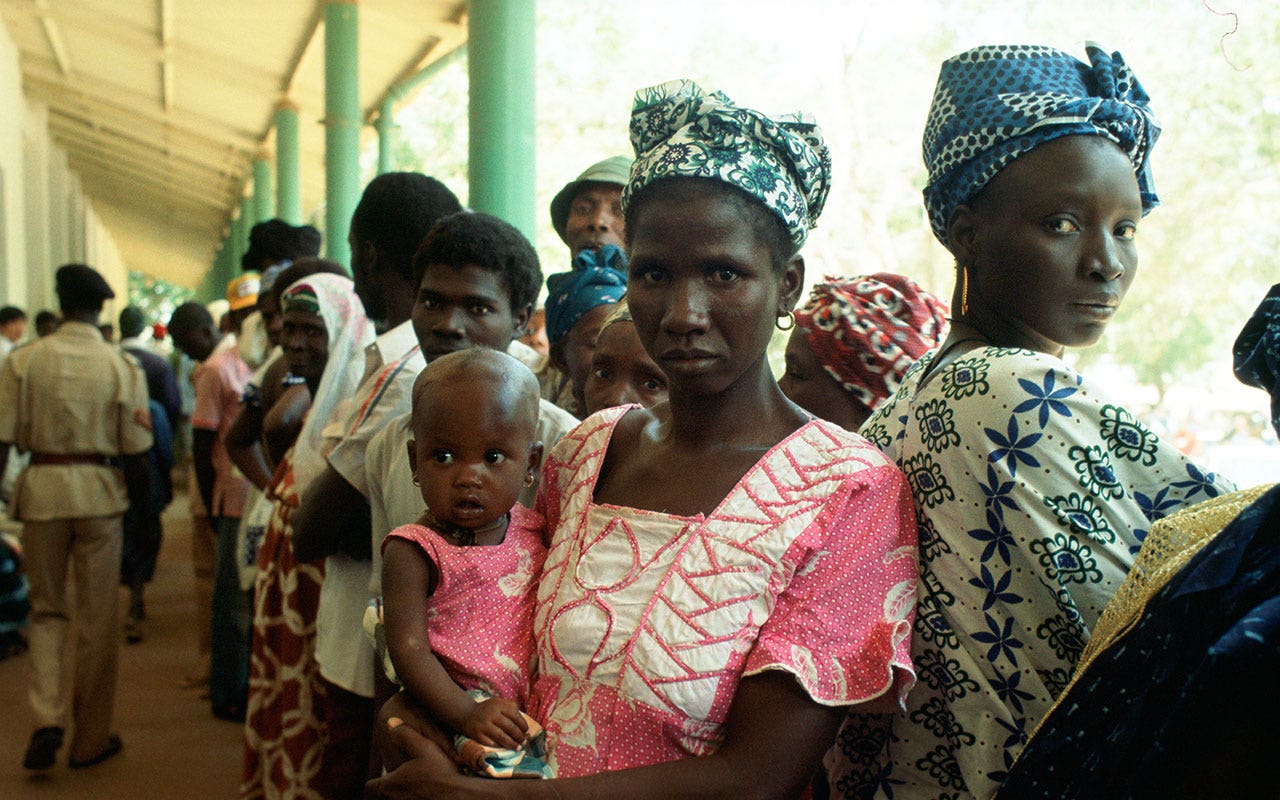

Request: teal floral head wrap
left=622, top=79, right=832, bottom=251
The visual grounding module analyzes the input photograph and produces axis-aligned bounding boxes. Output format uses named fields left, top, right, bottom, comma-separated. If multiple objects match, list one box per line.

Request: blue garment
left=997, top=485, right=1280, bottom=799
left=120, top=399, right=174, bottom=586
left=124, top=345, right=182, bottom=429
left=209, top=513, right=252, bottom=717
left=1233, top=283, right=1280, bottom=436
left=0, top=533, right=28, bottom=637
left=544, top=246, right=628, bottom=346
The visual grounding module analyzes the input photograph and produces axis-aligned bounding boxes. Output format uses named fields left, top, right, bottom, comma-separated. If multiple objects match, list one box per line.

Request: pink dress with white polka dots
left=385, top=504, right=545, bottom=707
left=532, top=407, right=919, bottom=777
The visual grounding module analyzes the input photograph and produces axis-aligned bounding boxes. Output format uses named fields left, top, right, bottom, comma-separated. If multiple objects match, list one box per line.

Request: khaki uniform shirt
left=0, top=320, right=153, bottom=521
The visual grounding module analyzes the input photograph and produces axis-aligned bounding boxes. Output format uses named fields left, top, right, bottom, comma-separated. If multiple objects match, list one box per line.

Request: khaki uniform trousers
left=24, top=514, right=123, bottom=762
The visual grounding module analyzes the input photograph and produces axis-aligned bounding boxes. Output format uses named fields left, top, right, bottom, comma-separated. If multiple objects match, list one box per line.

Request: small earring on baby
left=411, top=474, right=420, bottom=486
left=524, top=473, right=535, bottom=488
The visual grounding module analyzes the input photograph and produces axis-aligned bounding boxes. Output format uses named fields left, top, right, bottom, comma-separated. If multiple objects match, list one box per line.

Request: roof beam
left=21, top=59, right=258, bottom=156
left=281, top=3, right=326, bottom=98
left=46, top=116, right=241, bottom=196
left=55, top=138, right=234, bottom=212
left=158, top=0, right=173, bottom=112
left=51, top=125, right=206, bottom=183
left=260, top=3, right=324, bottom=151
left=32, top=0, right=72, bottom=75
left=32, top=0, right=280, bottom=97
left=38, top=93, right=248, bottom=180
left=77, top=178, right=224, bottom=240
left=67, top=157, right=227, bottom=221
left=366, top=9, right=468, bottom=122
left=42, top=94, right=240, bottom=169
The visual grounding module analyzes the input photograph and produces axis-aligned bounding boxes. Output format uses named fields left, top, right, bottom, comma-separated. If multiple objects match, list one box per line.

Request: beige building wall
left=0, top=20, right=127, bottom=324
left=0, top=18, right=27, bottom=308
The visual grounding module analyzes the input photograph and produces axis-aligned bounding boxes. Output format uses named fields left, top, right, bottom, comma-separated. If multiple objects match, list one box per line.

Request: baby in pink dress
left=381, top=349, right=547, bottom=760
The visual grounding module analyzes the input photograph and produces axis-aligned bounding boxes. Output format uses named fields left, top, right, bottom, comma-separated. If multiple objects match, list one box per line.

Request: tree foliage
left=127, top=271, right=193, bottom=331
left=390, top=0, right=1280, bottom=416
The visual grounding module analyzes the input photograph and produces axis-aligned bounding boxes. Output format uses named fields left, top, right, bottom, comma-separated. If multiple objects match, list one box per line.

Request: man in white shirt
left=290, top=172, right=461, bottom=795
left=0, top=306, right=27, bottom=366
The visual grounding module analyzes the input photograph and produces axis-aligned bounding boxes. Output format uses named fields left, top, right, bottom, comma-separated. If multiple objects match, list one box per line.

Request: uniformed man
left=0, top=264, right=152, bottom=771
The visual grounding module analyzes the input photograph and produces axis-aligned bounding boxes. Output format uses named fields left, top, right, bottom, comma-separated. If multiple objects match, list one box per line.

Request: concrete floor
left=0, top=495, right=243, bottom=799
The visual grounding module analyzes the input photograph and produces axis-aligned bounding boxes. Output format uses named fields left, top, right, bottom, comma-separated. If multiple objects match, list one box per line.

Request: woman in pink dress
left=370, top=79, right=918, bottom=800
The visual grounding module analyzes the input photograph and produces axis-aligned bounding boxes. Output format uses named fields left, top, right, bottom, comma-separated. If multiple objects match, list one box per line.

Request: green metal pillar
left=324, top=0, right=359, bottom=270
left=276, top=101, right=302, bottom=223
left=217, top=234, right=236, bottom=291
left=228, top=213, right=245, bottom=286
left=375, top=98, right=394, bottom=175
left=468, top=0, right=536, bottom=240
left=240, top=195, right=255, bottom=271
left=200, top=240, right=225, bottom=302
left=373, top=46, right=466, bottom=177
left=253, top=155, right=275, bottom=223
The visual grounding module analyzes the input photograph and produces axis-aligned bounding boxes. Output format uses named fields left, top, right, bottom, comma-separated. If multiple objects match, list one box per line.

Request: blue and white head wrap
left=923, top=43, right=1161, bottom=246
left=544, top=245, right=629, bottom=346
left=623, top=79, right=831, bottom=251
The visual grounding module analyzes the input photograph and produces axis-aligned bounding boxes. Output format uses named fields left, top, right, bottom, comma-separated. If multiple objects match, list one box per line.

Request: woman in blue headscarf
left=543, top=248, right=628, bottom=418
left=827, top=45, right=1235, bottom=799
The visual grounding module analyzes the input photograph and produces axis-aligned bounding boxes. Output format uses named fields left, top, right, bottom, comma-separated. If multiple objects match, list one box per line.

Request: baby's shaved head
left=412, top=348, right=540, bottom=435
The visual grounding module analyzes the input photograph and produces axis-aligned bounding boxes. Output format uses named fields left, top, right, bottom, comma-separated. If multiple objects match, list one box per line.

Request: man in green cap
left=549, top=155, right=632, bottom=258
left=540, top=157, right=633, bottom=410
left=0, top=263, right=152, bottom=771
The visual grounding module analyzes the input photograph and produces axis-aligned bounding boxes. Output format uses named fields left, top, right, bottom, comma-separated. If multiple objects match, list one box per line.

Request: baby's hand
left=459, top=697, right=529, bottom=751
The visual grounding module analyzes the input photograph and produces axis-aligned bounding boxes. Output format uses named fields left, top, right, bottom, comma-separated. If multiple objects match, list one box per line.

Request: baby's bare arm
left=381, top=538, right=526, bottom=750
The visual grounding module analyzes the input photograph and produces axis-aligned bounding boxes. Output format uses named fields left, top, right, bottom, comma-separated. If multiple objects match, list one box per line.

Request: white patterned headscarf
left=622, top=79, right=832, bottom=251
left=278, top=272, right=375, bottom=488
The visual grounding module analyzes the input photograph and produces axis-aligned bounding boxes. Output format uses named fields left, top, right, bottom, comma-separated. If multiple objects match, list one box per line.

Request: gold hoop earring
left=524, top=473, right=535, bottom=489
left=775, top=310, right=796, bottom=331
left=960, top=265, right=970, bottom=317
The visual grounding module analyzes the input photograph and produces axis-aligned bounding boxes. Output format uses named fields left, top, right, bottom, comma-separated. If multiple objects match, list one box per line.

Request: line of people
left=1, top=38, right=1275, bottom=800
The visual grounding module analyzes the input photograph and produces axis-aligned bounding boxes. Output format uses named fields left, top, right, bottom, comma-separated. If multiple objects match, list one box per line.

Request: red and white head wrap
left=795, top=273, right=949, bottom=413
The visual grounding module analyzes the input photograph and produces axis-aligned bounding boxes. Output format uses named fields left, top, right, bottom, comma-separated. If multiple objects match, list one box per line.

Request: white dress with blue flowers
left=825, top=346, right=1234, bottom=800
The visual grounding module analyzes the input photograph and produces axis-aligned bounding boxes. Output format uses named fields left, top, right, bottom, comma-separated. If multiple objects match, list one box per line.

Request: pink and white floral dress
left=531, top=406, right=919, bottom=777
left=385, top=504, right=545, bottom=707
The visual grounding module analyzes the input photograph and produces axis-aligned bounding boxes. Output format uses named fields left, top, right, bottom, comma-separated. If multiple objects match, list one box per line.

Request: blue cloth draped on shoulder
left=544, top=245, right=628, bottom=346
left=997, top=484, right=1280, bottom=799
left=1232, top=282, right=1280, bottom=436
left=922, top=43, right=1161, bottom=245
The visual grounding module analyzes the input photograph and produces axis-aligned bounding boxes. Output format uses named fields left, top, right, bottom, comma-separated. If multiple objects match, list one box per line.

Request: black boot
left=23, top=726, right=63, bottom=770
